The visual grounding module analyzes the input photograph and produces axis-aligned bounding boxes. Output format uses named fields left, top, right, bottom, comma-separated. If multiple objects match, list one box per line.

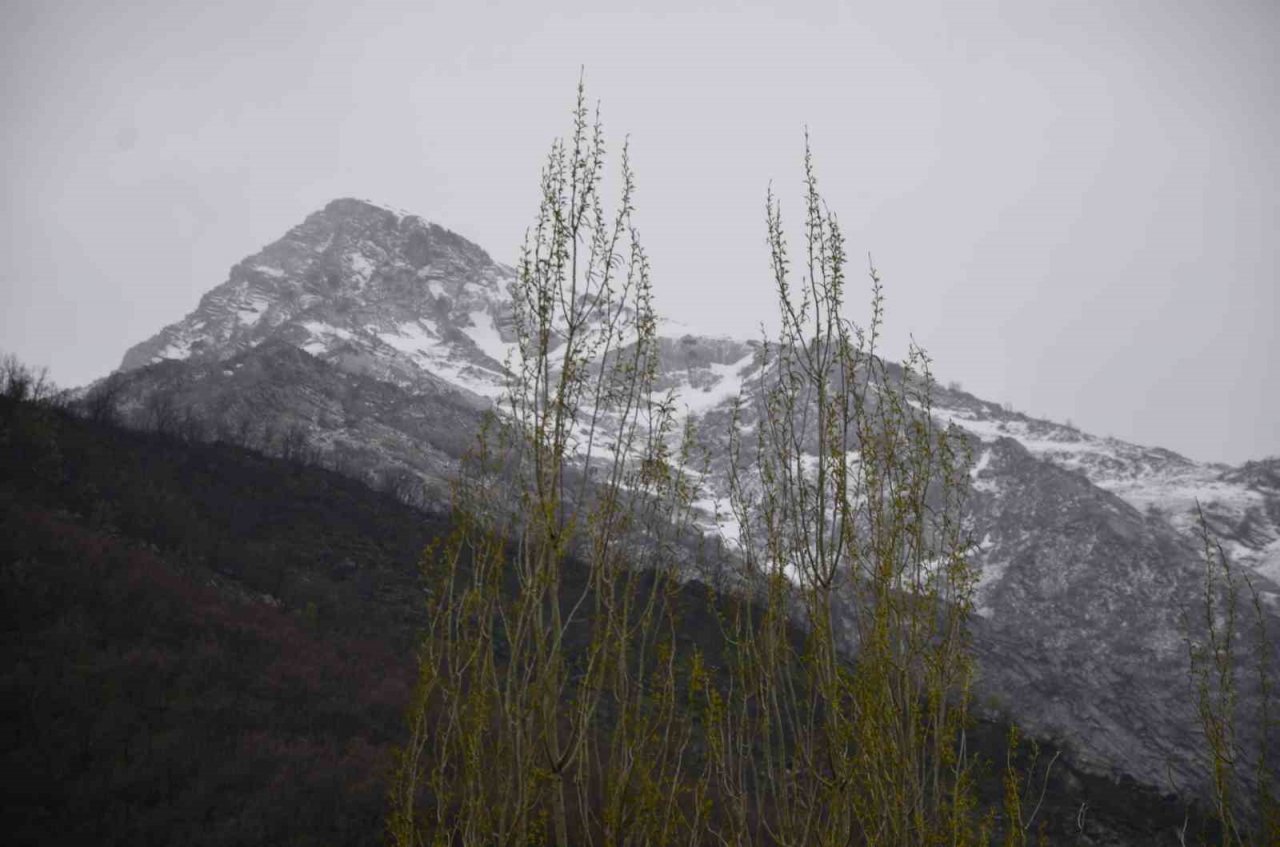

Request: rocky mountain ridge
left=106, top=197, right=1279, bottom=803
left=121, top=198, right=517, bottom=402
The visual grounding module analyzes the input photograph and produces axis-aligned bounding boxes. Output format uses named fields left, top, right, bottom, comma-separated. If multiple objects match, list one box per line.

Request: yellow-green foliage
left=391, top=88, right=1013, bottom=847
left=1185, top=508, right=1279, bottom=846
left=697, top=140, right=985, bottom=847
left=390, top=81, right=701, bottom=847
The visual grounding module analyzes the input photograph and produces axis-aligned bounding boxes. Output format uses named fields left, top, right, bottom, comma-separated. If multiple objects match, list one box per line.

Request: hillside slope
left=0, top=396, right=1228, bottom=844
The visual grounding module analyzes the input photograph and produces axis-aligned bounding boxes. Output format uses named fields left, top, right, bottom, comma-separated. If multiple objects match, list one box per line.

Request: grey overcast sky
left=2, top=0, right=1276, bottom=464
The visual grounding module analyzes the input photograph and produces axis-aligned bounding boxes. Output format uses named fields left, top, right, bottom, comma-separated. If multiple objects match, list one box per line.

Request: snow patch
left=381, top=320, right=439, bottom=355
left=381, top=320, right=506, bottom=400
left=300, top=321, right=354, bottom=342
left=464, top=308, right=512, bottom=366
left=349, top=254, right=376, bottom=283
left=971, top=449, right=993, bottom=477
left=156, top=336, right=194, bottom=361
left=299, top=321, right=354, bottom=355
left=692, top=495, right=742, bottom=549
left=678, top=353, right=758, bottom=415
left=969, top=448, right=1001, bottom=494
left=975, top=552, right=1010, bottom=619
left=236, top=297, right=270, bottom=327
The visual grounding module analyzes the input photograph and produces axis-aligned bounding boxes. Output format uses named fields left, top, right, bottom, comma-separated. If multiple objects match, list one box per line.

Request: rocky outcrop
left=121, top=198, right=517, bottom=402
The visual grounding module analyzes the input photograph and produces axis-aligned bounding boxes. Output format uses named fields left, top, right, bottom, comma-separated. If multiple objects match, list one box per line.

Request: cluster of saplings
left=385, top=85, right=1277, bottom=846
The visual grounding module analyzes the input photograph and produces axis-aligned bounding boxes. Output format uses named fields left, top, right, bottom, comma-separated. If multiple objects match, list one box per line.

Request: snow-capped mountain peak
left=120, top=198, right=518, bottom=401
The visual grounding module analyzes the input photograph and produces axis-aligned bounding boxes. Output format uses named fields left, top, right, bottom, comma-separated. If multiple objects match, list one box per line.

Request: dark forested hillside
left=0, top=396, right=1221, bottom=845
left=0, top=395, right=448, bottom=845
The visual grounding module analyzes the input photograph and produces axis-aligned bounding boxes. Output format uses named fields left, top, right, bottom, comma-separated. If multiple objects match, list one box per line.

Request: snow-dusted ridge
left=118, top=197, right=1280, bottom=592
left=120, top=197, right=517, bottom=403
left=928, top=388, right=1280, bottom=585
left=107, top=197, right=1279, bottom=800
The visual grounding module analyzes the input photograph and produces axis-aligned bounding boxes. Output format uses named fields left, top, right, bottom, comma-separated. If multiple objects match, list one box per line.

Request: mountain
left=121, top=198, right=516, bottom=401
left=4, top=391, right=1224, bottom=845
left=103, top=197, right=1279, bottom=805
left=112, top=198, right=517, bottom=503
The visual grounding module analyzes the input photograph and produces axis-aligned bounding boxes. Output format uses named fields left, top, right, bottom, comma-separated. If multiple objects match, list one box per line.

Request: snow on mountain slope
left=105, top=197, right=1279, bottom=800
left=927, top=385, right=1280, bottom=585
left=121, top=198, right=518, bottom=403
left=113, top=195, right=1279, bottom=601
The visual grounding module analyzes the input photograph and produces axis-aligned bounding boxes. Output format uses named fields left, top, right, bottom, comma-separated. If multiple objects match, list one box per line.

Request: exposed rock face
left=107, top=197, right=1278, bottom=803
left=121, top=198, right=516, bottom=402
left=111, top=341, right=484, bottom=506
left=927, top=383, right=1280, bottom=589
left=929, top=396, right=1280, bottom=791
left=671, top=364, right=1279, bottom=798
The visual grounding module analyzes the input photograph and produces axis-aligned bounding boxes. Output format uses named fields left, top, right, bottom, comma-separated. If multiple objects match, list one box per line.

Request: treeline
left=57, top=350, right=440, bottom=511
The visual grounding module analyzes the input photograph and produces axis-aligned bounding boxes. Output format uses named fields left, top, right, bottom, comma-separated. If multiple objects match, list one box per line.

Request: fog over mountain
left=3, top=0, right=1278, bottom=463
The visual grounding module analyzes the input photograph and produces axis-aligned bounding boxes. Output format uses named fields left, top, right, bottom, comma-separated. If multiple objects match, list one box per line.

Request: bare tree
left=77, top=373, right=123, bottom=425
left=1, top=353, right=55, bottom=404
